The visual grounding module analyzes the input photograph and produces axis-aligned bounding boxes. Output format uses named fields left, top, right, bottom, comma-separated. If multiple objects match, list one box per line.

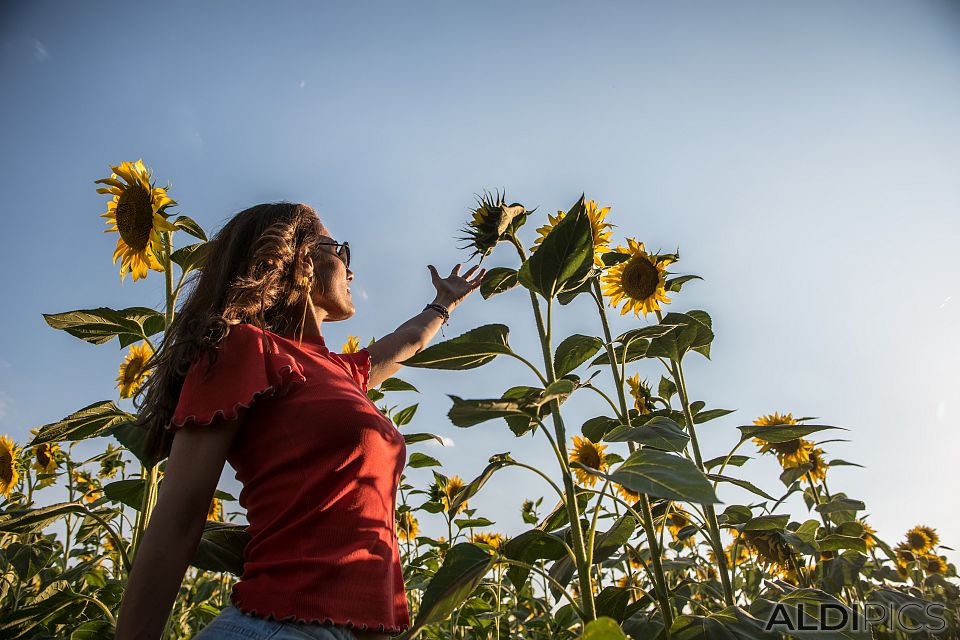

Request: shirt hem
left=231, top=594, right=410, bottom=634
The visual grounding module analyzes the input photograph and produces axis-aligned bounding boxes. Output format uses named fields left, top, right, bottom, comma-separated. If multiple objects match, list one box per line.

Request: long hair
left=134, top=202, right=324, bottom=463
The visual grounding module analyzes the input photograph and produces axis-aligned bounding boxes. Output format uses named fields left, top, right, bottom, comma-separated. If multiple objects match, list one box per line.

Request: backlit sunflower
left=859, top=520, right=877, bottom=551
left=798, top=445, right=828, bottom=484
left=626, top=374, right=653, bottom=415
left=72, top=469, right=101, bottom=504
left=600, top=239, right=673, bottom=317
left=741, top=529, right=795, bottom=576
left=750, top=412, right=811, bottom=467
left=208, top=497, right=223, bottom=521
left=28, top=428, right=60, bottom=474
left=440, top=475, right=468, bottom=515
left=569, top=435, right=608, bottom=488
left=458, top=190, right=527, bottom=261
left=341, top=335, right=360, bottom=353
left=531, top=199, right=614, bottom=266
left=397, top=510, right=420, bottom=542
left=116, top=341, right=154, bottom=399
left=0, top=435, right=21, bottom=498
left=905, top=526, right=935, bottom=553
left=616, top=483, right=642, bottom=503
left=914, top=525, right=939, bottom=549
left=664, top=507, right=695, bottom=548
left=922, top=554, right=948, bottom=575
left=471, top=531, right=505, bottom=552
left=96, top=159, right=178, bottom=282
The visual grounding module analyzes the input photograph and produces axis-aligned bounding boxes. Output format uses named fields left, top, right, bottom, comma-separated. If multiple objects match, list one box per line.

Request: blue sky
left=2, top=1, right=958, bottom=564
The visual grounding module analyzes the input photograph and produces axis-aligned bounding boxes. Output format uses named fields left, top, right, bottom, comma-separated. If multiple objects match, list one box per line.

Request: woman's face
left=310, top=222, right=355, bottom=321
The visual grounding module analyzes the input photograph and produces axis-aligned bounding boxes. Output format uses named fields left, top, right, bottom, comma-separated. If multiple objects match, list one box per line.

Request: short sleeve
left=329, top=348, right=372, bottom=392
left=167, top=324, right=307, bottom=432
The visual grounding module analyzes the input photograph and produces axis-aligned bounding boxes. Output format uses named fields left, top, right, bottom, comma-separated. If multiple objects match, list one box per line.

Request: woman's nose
left=346, top=268, right=354, bottom=281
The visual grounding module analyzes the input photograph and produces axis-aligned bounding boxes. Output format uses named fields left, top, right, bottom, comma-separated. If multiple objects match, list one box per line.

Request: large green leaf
left=739, top=423, right=844, bottom=443
left=645, top=311, right=714, bottom=362
left=28, top=401, right=134, bottom=445
left=670, top=606, right=776, bottom=639
left=190, top=521, right=249, bottom=576
left=518, top=195, right=593, bottom=299
left=410, top=543, right=495, bottom=633
left=604, top=449, right=719, bottom=504
left=402, top=432, right=445, bottom=446
left=479, top=267, right=519, bottom=299
left=448, top=453, right=513, bottom=514
left=103, top=478, right=146, bottom=510
left=170, top=241, right=209, bottom=274
left=0, top=502, right=90, bottom=534
left=580, top=617, right=629, bottom=639
left=110, top=419, right=159, bottom=467
left=502, top=529, right=569, bottom=590
left=751, top=589, right=871, bottom=640
left=401, top=324, right=511, bottom=370
left=554, top=334, right=604, bottom=377
left=379, top=378, right=419, bottom=393
left=604, top=416, right=690, bottom=453
left=707, top=474, right=776, bottom=501
left=447, top=396, right=536, bottom=428
left=43, top=306, right=165, bottom=347
left=407, top=452, right=442, bottom=468
left=173, top=214, right=208, bottom=240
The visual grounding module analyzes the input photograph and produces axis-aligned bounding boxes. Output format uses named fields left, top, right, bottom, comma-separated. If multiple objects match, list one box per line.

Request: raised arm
left=366, top=263, right=484, bottom=389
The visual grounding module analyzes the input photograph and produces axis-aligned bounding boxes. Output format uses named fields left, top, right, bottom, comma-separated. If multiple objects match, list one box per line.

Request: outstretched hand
left=427, top=263, right=486, bottom=311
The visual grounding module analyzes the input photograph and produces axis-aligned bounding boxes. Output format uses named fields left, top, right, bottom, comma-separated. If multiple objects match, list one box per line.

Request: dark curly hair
left=133, top=202, right=326, bottom=463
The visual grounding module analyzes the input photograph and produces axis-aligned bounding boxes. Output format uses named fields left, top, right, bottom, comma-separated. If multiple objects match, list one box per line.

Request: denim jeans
left=193, top=605, right=358, bottom=640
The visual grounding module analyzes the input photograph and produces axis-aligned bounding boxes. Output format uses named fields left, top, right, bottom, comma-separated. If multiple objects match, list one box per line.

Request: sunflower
left=531, top=199, right=614, bottom=266
left=741, top=529, right=795, bottom=575
left=600, top=239, right=673, bottom=317
left=96, top=159, right=178, bottom=282
left=470, top=531, right=505, bottom=552
left=626, top=545, right=645, bottom=569
left=72, top=469, right=101, bottom=504
left=616, top=483, right=642, bottom=503
left=626, top=374, right=653, bottom=415
left=750, top=412, right=812, bottom=467
left=208, top=497, right=223, bottom=521
left=914, top=525, right=939, bottom=549
left=905, top=526, right=935, bottom=553
left=341, top=335, right=361, bottom=353
left=116, top=342, right=154, bottom=399
left=617, top=573, right=645, bottom=599
left=859, top=520, right=877, bottom=551
left=397, top=510, right=420, bottom=542
left=437, top=475, right=468, bottom=515
left=569, top=435, right=608, bottom=488
left=0, top=435, right=21, bottom=498
left=798, top=446, right=828, bottom=484
left=28, top=428, right=60, bottom=474
left=458, top=190, right=527, bottom=261
left=664, top=507, right=695, bottom=548
left=922, top=554, right=948, bottom=575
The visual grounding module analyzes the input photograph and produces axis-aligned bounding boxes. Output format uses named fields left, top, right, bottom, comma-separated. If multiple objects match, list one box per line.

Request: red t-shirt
left=166, top=322, right=410, bottom=634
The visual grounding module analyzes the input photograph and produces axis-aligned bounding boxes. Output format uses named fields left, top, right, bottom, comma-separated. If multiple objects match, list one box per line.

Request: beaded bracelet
left=424, top=303, right=451, bottom=335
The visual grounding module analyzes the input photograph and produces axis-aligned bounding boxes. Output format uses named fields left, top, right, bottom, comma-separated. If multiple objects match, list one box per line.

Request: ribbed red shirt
left=166, top=322, right=410, bottom=634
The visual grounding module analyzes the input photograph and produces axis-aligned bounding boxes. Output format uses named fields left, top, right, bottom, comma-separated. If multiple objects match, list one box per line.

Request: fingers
left=427, top=264, right=440, bottom=281
left=469, top=268, right=486, bottom=288
left=450, top=263, right=462, bottom=276
left=463, top=265, right=480, bottom=279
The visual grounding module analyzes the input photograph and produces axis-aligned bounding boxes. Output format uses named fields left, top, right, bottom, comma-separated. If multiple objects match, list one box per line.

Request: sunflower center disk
left=620, top=256, right=659, bottom=300
left=116, top=185, right=155, bottom=251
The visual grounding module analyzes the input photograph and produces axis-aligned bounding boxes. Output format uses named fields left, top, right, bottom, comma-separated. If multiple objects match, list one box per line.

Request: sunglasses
left=316, top=240, right=350, bottom=270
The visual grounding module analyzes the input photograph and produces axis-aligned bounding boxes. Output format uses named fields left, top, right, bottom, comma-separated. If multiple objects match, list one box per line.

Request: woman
left=115, top=202, right=485, bottom=640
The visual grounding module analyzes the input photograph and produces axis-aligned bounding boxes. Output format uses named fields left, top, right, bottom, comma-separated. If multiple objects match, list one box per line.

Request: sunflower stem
left=591, top=278, right=675, bottom=630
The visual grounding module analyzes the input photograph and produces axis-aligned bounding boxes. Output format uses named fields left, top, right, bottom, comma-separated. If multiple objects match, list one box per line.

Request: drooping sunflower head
left=341, top=335, right=361, bottom=353
left=599, top=239, right=673, bottom=317
left=915, top=526, right=940, bottom=549
left=741, top=529, right=796, bottom=575
left=96, top=159, right=179, bottom=282
left=458, top=190, right=527, bottom=261
left=531, top=199, right=614, bottom=266
left=569, top=435, right=608, bottom=488
left=626, top=374, right=654, bottom=415
left=71, top=469, right=101, bottom=504
left=0, top=435, right=21, bottom=498
left=751, top=412, right=804, bottom=462
left=922, top=554, right=948, bottom=575
left=799, top=445, right=828, bottom=484
left=470, top=531, right=505, bottom=552
left=28, top=427, right=60, bottom=475
left=116, top=341, right=155, bottom=399
left=664, top=507, right=695, bottom=548
left=208, top=497, right=223, bottom=521
left=905, top=526, right=935, bottom=553
left=397, top=510, right=420, bottom=542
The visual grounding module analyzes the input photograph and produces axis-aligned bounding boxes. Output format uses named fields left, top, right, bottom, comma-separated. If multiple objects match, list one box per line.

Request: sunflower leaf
left=190, top=521, right=248, bottom=576
left=411, top=543, right=496, bottom=634
left=479, top=267, right=519, bottom=299
left=518, top=195, right=593, bottom=299
left=29, top=401, right=134, bottom=445
left=604, top=449, right=720, bottom=504
left=665, top=274, right=703, bottom=293
left=407, top=452, right=442, bottom=468
left=604, top=416, right=690, bottom=453
left=170, top=241, right=209, bottom=275
left=402, top=432, right=445, bottom=446
left=738, top=423, right=845, bottom=444
left=43, top=306, right=165, bottom=348
left=378, top=377, right=419, bottom=393
left=645, top=311, right=714, bottom=362
left=502, top=529, right=568, bottom=590
left=401, top=324, right=512, bottom=370
left=447, top=396, right=536, bottom=428
left=554, top=334, right=604, bottom=377
left=173, top=215, right=208, bottom=241
left=707, top=473, right=776, bottom=501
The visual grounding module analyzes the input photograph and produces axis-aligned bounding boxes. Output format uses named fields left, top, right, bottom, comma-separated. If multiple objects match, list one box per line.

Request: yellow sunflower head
left=458, top=190, right=527, bottom=261
left=208, top=497, right=223, bottom=521
left=0, top=435, right=21, bottom=498
left=664, top=508, right=695, bottom=548
left=915, top=525, right=939, bottom=549
left=626, top=374, right=654, bottom=415
left=569, top=435, right=608, bottom=488
left=798, top=445, right=828, bottom=484
left=905, top=526, right=935, bottom=553
left=741, top=529, right=795, bottom=575
left=922, top=554, right=948, bottom=575
left=442, top=475, right=468, bottom=515
left=28, top=427, right=60, bottom=475
left=397, top=510, right=420, bottom=542
left=750, top=412, right=812, bottom=467
left=341, top=335, right=361, bottom=353
left=96, top=159, right=179, bottom=282
left=71, top=469, right=101, bottom=504
left=116, top=341, right=155, bottom=399
left=616, top=483, right=642, bottom=504
left=859, top=520, right=877, bottom=551
left=531, top=199, right=614, bottom=266
left=470, top=531, right=505, bottom=552
left=599, top=239, right=673, bottom=317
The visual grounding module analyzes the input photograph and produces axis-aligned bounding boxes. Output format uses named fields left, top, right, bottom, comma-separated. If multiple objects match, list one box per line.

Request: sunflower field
left=1, top=160, right=958, bottom=639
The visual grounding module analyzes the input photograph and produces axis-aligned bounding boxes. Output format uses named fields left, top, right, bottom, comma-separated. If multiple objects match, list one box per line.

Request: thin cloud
left=31, top=39, right=48, bottom=61
left=939, top=295, right=952, bottom=309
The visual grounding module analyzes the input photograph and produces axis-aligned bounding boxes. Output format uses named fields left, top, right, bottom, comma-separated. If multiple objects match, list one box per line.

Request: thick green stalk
left=509, top=234, right=596, bottom=622
left=591, top=279, right=675, bottom=630
left=669, top=353, right=735, bottom=606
